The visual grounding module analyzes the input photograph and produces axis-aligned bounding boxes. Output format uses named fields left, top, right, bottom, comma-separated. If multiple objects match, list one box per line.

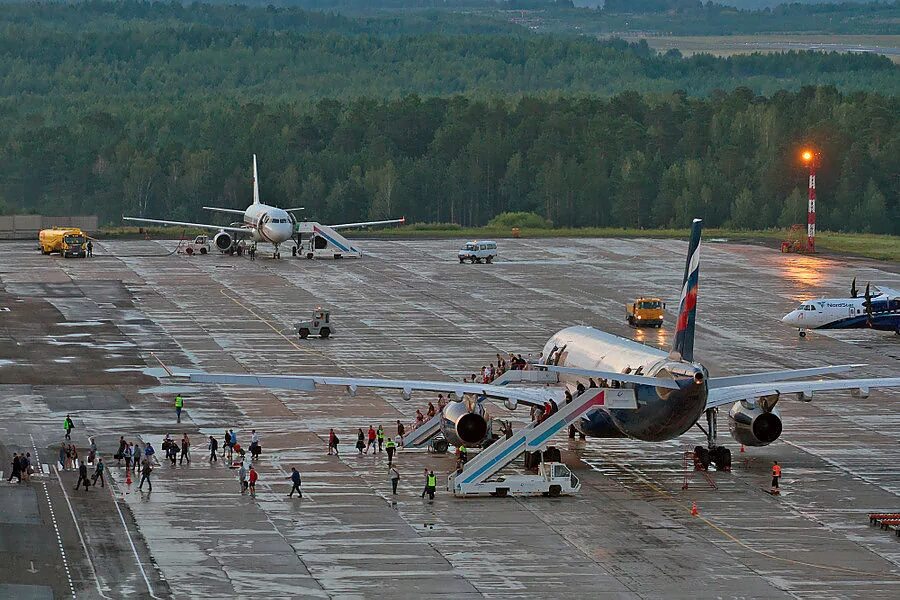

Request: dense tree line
left=1, top=87, right=895, bottom=233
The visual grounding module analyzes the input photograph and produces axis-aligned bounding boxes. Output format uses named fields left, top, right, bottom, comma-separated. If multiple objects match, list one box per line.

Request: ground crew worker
left=457, top=444, right=468, bottom=466
left=771, top=461, right=782, bottom=494
left=86, top=240, right=93, bottom=257
left=421, top=469, right=437, bottom=500
left=64, top=414, right=74, bottom=440
left=92, top=458, right=106, bottom=488
left=389, top=466, right=400, bottom=495
left=175, top=394, right=184, bottom=423
left=287, top=467, right=302, bottom=498
left=75, top=460, right=90, bottom=491
left=248, top=466, right=258, bottom=497
left=376, top=425, right=385, bottom=453
left=386, top=437, right=397, bottom=466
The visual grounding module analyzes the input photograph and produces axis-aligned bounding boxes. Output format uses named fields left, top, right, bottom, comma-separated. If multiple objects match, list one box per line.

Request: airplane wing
left=171, top=370, right=559, bottom=408
left=329, top=217, right=405, bottom=230
left=123, top=216, right=250, bottom=234
left=708, top=364, right=865, bottom=389
left=202, top=206, right=246, bottom=216
left=706, top=377, right=900, bottom=409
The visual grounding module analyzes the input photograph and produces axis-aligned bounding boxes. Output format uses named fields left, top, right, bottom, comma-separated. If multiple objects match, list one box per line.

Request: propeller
left=850, top=277, right=858, bottom=298
left=864, top=283, right=874, bottom=327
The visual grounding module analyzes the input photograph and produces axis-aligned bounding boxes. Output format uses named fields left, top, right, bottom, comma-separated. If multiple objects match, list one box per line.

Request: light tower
left=801, top=149, right=819, bottom=253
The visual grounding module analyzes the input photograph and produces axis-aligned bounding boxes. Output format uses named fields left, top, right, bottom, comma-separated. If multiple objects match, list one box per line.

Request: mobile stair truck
left=448, top=387, right=637, bottom=497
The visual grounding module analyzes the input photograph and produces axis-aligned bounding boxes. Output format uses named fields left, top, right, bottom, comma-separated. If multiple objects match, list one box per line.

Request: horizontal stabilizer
left=708, top=364, right=865, bottom=389
left=540, top=365, right=682, bottom=390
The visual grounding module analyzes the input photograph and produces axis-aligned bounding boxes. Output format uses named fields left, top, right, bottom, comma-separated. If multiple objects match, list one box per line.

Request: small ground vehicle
left=459, top=462, right=580, bottom=498
left=295, top=308, right=333, bottom=339
left=183, top=235, right=211, bottom=255
left=39, top=228, right=87, bottom=258
left=458, top=240, right=497, bottom=264
left=627, top=297, right=665, bottom=327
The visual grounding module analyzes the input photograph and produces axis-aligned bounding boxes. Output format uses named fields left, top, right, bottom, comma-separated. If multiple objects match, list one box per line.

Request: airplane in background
left=781, top=278, right=900, bottom=337
left=124, top=155, right=404, bottom=259
left=160, top=219, right=900, bottom=470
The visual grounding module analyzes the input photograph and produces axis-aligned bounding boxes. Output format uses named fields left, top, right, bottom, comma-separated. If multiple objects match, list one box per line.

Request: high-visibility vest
left=175, top=396, right=183, bottom=408
left=377, top=429, right=384, bottom=440
left=427, top=474, right=436, bottom=487
left=386, top=439, right=396, bottom=449
left=458, top=445, right=467, bottom=454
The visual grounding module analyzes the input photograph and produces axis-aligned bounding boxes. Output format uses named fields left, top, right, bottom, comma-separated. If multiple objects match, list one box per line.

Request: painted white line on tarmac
left=107, top=476, right=163, bottom=599
left=42, top=480, right=77, bottom=599
left=53, top=464, right=113, bottom=599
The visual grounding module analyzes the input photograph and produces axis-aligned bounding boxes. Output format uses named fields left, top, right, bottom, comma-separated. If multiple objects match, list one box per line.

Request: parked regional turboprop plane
left=124, top=155, right=404, bottom=258
left=781, top=278, right=900, bottom=336
left=162, top=219, right=900, bottom=468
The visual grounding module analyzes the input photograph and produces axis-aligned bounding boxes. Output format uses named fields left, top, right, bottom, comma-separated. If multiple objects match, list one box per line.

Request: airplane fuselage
left=241, top=203, right=294, bottom=246
left=782, top=297, right=900, bottom=333
left=542, top=326, right=708, bottom=442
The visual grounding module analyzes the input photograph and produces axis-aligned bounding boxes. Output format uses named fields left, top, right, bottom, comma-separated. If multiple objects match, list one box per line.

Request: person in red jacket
left=248, top=465, right=259, bottom=497
left=365, top=425, right=376, bottom=454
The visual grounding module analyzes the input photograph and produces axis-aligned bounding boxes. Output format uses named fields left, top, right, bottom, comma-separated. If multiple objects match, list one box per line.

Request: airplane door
left=849, top=307, right=855, bottom=318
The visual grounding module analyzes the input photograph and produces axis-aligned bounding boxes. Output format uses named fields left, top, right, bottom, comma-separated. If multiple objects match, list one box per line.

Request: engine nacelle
left=728, top=400, right=783, bottom=447
left=213, top=231, right=233, bottom=251
left=440, top=400, right=489, bottom=446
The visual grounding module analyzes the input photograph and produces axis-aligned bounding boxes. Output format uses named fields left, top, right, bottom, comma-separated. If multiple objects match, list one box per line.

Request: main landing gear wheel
left=292, top=246, right=297, bottom=257
left=799, top=330, right=806, bottom=338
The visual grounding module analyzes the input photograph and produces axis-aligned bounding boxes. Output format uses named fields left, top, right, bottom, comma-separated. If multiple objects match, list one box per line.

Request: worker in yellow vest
left=376, top=425, right=385, bottom=453
left=385, top=437, right=397, bottom=466
left=421, top=469, right=437, bottom=500
left=175, top=394, right=184, bottom=423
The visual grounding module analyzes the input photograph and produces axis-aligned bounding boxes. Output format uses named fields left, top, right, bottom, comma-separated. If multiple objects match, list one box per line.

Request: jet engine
left=213, top=231, right=233, bottom=252
left=440, top=400, right=490, bottom=447
left=728, top=400, right=783, bottom=447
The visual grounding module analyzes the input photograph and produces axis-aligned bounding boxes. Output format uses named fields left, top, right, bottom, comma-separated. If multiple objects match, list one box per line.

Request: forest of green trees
left=0, top=2, right=897, bottom=233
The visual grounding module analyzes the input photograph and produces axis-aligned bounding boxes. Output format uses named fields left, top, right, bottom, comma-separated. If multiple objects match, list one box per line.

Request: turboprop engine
left=728, top=400, right=783, bottom=447
left=213, top=231, right=233, bottom=252
left=440, top=399, right=490, bottom=447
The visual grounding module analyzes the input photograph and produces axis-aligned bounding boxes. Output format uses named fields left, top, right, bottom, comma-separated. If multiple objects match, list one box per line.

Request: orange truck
left=626, top=297, right=665, bottom=328
left=39, top=227, right=88, bottom=258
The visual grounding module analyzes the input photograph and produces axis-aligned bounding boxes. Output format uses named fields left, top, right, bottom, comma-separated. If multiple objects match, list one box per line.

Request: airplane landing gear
left=694, top=407, right=732, bottom=472
left=799, top=328, right=807, bottom=338
left=273, top=243, right=281, bottom=259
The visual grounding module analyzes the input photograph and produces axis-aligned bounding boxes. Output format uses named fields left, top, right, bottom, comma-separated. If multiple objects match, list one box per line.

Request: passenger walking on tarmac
left=7, top=453, right=21, bottom=483
left=421, top=469, right=437, bottom=501
left=70, top=445, right=79, bottom=470
left=248, top=465, right=258, bottom=497
left=389, top=466, right=400, bottom=495
left=88, top=437, right=97, bottom=465
left=86, top=240, right=93, bottom=257
left=174, top=393, right=184, bottom=423
left=167, top=440, right=178, bottom=466
left=124, top=442, right=133, bottom=472
left=396, top=420, right=405, bottom=445
left=771, top=461, right=782, bottom=494
left=386, top=436, right=396, bottom=466
left=58, top=443, right=66, bottom=470
left=116, top=436, right=127, bottom=466
left=287, top=467, right=302, bottom=498
left=356, top=429, right=365, bottom=454
left=64, top=414, right=74, bottom=440
left=250, top=429, right=261, bottom=460
left=180, top=433, right=191, bottom=464
left=376, top=425, right=385, bottom=453
left=75, top=460, right=90, bottom=490
left=21, top=453, right=32, bottom=482
left=144, top=442, right=156, bottom=464
left=365, top=425, right=376, bottom=454
left=328, top=429, right=340, bottom=456
left=238, top=462, right=248, bottom=494
left=223, top=429, right=233, bottom=460
left=138, top=458, right=152, bottom=492
left=92, top=458, right=106, bottom=488
left=129, top=443, right=138, bottom=473
left=208, top=436, right=218, bottom=462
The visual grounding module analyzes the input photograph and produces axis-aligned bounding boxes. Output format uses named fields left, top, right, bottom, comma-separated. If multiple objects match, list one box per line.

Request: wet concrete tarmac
left=0, top=237, right=898, bottom=599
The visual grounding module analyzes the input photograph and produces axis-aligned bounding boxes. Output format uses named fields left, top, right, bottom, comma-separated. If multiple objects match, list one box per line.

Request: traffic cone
left=740, top=444, right=745, bottom=453
left=691, top=501, right=699, bottom=516
left=125, top=469, right=132, bottom=486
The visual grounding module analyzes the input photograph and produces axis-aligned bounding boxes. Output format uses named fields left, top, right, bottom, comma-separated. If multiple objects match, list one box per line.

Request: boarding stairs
left=403, top=413, right=443, bottom=448
left=296, top=222, right=361, bottom=258
left=449, top=387, right=636, bottom=496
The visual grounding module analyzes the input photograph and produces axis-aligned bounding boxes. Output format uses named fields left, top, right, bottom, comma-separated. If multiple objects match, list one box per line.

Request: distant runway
left=0, top=237, right=898, bottom=598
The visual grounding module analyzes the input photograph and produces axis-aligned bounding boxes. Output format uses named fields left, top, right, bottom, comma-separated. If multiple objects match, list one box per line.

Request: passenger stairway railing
left=402, top=413, right=442, bottom=448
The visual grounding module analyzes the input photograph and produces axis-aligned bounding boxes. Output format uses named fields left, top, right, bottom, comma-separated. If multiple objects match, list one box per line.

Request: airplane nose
left=782, top=312, right=796, bottom=325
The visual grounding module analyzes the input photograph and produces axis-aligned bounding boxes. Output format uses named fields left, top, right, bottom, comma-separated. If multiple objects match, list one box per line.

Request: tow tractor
left=295, top=308, right=333, bottom=339
left=182, top=235, right=211, bottom=255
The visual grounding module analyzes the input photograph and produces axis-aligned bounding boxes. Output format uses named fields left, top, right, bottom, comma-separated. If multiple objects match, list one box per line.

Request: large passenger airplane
left=167, top=219, right=900, bottom=467
left=124, top=155, right=404, bottom=258
left=781, top=279, right=900, bottom=336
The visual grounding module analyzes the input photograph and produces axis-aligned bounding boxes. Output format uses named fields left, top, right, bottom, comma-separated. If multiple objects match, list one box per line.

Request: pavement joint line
left=107, top=474, right=164, bottom=599
left=43, top=480, right=77, bottom=599
left=52, top=464, right=114, bottom=599
left=590, top=460, right=900, bottom=580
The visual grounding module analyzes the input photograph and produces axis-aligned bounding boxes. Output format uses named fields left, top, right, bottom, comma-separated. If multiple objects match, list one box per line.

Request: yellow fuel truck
left=39, top=228, right=88, bottom=258
left=626, top=297, right=665, bottom=328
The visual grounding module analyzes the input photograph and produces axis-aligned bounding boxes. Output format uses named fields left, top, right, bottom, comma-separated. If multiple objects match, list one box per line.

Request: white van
left=458, top=240, right=497, bottom=264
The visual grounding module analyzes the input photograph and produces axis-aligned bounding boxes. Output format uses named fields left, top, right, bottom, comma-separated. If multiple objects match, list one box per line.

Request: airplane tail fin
left=252, top=154, right=260, bottom=205
left=671, top=218, right=702, bottom=362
